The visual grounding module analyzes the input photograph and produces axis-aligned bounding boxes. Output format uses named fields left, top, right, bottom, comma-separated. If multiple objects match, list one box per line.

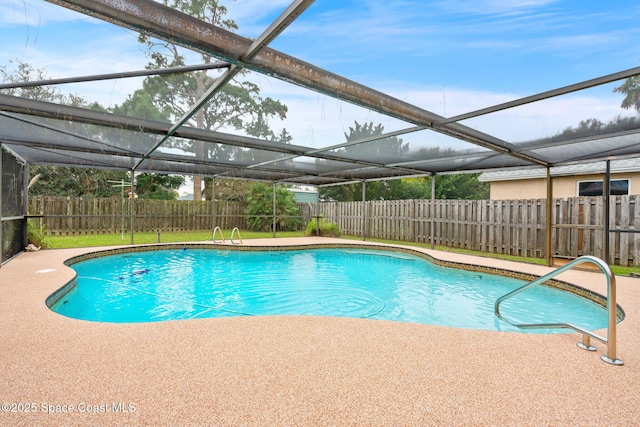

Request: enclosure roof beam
left=0, top=62, right=231, bottom=90
left=0, top=94, right=307, bottom=156
left=0, top=111, right=143, bottom=156
left=46, top=0, right=550, bottom=168
left=246, top=126, right=425, bottom=170
left=0, top=94, right=427, bottom=176
left=440, top=66, right=640, bottom=125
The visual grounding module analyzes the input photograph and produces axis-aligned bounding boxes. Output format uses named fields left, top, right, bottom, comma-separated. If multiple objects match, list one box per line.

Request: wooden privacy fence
left=28, top=195, right=640, bottom=266
left=317, top=196, right=640, bottom=267
left=29, top=196, right=315, bottom=235
left=29, top=196, right=247, bottom=234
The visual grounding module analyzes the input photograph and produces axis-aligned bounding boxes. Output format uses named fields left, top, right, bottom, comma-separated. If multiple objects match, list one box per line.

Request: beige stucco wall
left=490, top=178, right=547, bottom=200
left=489, top=172, right=640, bottom=200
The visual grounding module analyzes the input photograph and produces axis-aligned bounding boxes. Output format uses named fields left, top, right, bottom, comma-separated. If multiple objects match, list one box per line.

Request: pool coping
left=1, top=236, right=639, bottom=426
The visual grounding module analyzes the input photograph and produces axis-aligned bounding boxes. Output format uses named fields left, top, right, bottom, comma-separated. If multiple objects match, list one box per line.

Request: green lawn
left=341, top=236, right=639, bottom=278
left=44, top=230, right=306, bottom=249
left=41, top=230, right=639, bottom=277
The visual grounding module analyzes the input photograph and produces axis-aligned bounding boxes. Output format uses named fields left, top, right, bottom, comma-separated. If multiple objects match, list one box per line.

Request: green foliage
left=1, top=60, right=84, bottom=106
left=320, top=121, right=408, bottom=201
left=27, top=221, right=48, bottom=249
left=614, top=75, right=640, bottom=112
left=1, top=60, right=145, bottom=199
left=319, top=121, right=488, bottom=201
left=110, top=90, right=170, bottom=121
left=548, top=116, right=640, bottom=143
left=28, top=166, right=129, bottom=197
left=434, top=174, right=489, bottom=200
left=305, top=217, right=341, bottom=237
left=245, top=183, right=302, bottom=232
left=321, top=174, right=489, bottom=201
left=342, top=121, right=409, bottom=160
left=203, top=178, right=253, bottom=202
left=135, top=174, right=184, bottom=200
left=28, top=167, right=183, bottom=200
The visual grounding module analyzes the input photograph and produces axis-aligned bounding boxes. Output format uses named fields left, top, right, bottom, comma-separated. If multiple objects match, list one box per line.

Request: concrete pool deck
left=1, top=237, right=639, bottom=426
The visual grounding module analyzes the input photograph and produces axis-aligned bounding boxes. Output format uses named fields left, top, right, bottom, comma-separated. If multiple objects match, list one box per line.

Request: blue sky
left=239, top=0, right=640, bottom=92
left=1, top=0, right=639, bottom=147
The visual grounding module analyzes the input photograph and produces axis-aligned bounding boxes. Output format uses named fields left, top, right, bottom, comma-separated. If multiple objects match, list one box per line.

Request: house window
left=578, top=179, right=629, bottom=196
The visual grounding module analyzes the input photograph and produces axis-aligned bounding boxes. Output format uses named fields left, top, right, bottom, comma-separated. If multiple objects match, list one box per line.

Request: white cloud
left=1, top=31, right=149, bottom=107
left=395, top=85, right=627, bottom=143
left=225, top=0, right=294, bottom=37
left=430, top=0, right=559, bottom=16
left=0, top=0, right=98, bottom=26
left=247, top=71, right=630, bottom=154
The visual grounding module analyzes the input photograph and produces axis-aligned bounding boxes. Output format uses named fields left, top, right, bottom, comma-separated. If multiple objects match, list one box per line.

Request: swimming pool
left=50, top=245, right=614, bottom=333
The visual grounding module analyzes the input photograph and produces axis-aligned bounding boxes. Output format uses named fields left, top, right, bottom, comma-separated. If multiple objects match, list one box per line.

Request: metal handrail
left=230, top=227, right=242, bottom=245
left=212, top=226, right=225, bottom=243
left=494, top=255, right=623, bottom=365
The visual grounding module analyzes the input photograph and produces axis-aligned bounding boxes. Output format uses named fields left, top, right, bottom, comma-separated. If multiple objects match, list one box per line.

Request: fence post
left=603, top=160, right=611, bottom=263
left=272, top=182, right=277, bottom=238
left=130, top=170, right=135, bottom=244
left=545, top=167, right=553, bottom=266
left=430, top=174, right=435, bottom=249
left=212, top=177, right=217, bottom=238
left=361, top=181, right=366, bottom=241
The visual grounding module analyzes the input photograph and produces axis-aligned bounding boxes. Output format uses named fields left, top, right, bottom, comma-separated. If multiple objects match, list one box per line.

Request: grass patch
left=340, top=235, right=638, bottom=277
left=43, top=230, right=639, bottom=277
left=45, top=230, right=306, bottom=249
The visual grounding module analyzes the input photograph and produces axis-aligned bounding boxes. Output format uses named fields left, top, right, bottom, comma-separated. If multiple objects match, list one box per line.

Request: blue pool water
left=51, top=247, right=610, bottom=333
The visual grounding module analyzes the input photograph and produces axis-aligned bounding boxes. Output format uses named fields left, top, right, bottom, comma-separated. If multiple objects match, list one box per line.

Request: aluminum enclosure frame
left=0, top=0, right=639, bottom=188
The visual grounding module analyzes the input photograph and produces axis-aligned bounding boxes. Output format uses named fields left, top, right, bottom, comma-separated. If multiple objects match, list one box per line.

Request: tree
left=135, top=174, right=184, bottom=199
left=1, top=59, right=186, bottom=199
left=343, top=121, right=409, bottom=161
left=1, top=60, right=131, bottom=197
left=614, top=75, right=640, bottom=112
left=28, top=166, right=129, bottom=197
left=0, top=60, right=85, bottom=107
left=401, top=177, right=433, bottom=199
left=318, top=121, right=489, bottom=201
left=110, top=90, right=170, bottom=122
left=433, top=174, right=488, bottom=200
left=245, top=183, right=302, bottom=231
left=136, top=0, right=289, bottom=201
left=203, top=177, right=252, bottom=202
left=538, top=115, right=640, bottom=145
left=320, top=121, right=410, bottom=201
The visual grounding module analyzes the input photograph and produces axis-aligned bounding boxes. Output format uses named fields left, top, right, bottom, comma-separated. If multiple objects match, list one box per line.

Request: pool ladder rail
left=212, top=226, right=243, bottom=245
left=494, top=255, right=623, bottom=366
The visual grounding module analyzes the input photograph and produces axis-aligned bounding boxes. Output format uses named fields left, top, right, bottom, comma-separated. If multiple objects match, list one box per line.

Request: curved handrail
left=230, top=227, right=242, bottom=245
left=495, top=255, right=622, bottom=365
left=212, top=226, right=225, bottom=243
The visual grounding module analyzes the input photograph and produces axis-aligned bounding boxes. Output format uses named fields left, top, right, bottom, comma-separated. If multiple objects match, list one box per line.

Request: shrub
left=245, top=183, right=302, bottom=232
left=27, top=221, right=48, bottom=249
left=305, top=217, right=341, bottom=237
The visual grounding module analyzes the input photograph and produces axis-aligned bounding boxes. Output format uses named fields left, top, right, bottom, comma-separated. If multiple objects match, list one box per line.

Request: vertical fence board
left=620, top=196, right=630, bottom=266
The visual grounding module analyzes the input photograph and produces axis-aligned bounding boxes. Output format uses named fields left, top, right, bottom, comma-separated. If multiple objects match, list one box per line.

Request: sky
left=1, top=0, right=640, bottom=150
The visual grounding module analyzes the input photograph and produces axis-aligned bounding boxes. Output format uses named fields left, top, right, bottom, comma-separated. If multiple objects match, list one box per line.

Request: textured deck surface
left=1, top=237, right=639, bottom=426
